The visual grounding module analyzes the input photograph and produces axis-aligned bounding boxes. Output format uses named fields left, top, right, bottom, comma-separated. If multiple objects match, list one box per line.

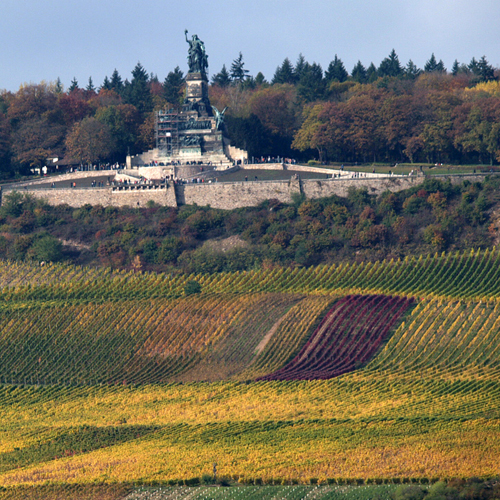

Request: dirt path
left=255, top=314, right=288, bottom=354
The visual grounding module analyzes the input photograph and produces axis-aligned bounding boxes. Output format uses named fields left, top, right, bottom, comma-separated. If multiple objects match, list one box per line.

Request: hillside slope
left=0, top=251, right=500, bottom=487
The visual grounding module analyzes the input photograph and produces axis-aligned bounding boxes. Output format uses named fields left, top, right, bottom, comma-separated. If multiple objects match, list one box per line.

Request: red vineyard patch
left=259, top=294, right=414, bottom=381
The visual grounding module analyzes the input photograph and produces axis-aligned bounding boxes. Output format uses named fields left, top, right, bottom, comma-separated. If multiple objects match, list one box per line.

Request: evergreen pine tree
left=366, top=63, right=378, bottom=82
left=110, top=69, right=124, bottom=94
left=126, top=62, right=152, bottom=114
left=325, top=55, right=348, bottom=83
left=424, top=53, right=438, bottom=72
left=468, top=57, right=480, bottom=76
left=297, top=62, right=324, bottom=101
left=163, top=66, right=185, bottom=105
left=255, top=72, right=267, bottom=86
left=378, top=49, right=403, bottom=77
left=451, top=60, right=460, bottom=76
left=54, top=77, right=63, bottom=94
left=272, top=58, right=295, bottom=84
left=294, top=54, right=307, bottom=81
left=478, top=56, right=495, bottom=81
left=424, top=54, right=446, bottom=73
left=68, top=77, right=79, bottom=92
left=86, top=77, right=95, bottom=93
left=211, top=64, right=231, bottom=87
left=230, top=52, right=250, bottom=82
left=351, top=61, right=367, bottom=83
left=436, top=59, right=446, bottom=72
left=121, top=79, right=131, bottom=102
left=405, top=60, right=422, bottom=79
left=241, top=76, right=256, bottom=90
left=101, top=76, right=112, bottom=90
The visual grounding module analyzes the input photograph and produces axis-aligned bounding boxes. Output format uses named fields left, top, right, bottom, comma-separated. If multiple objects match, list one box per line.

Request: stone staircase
left=128, top=148, right=234, bottom=169
left=225, top=144, right=248, bottom=163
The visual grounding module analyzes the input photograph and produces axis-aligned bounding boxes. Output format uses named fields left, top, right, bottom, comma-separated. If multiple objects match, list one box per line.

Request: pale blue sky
left=1, top=0, right=499, bottom=92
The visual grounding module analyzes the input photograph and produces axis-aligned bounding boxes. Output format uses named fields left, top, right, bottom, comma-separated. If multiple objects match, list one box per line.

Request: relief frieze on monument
left=177, top=118, right=213, bottom=131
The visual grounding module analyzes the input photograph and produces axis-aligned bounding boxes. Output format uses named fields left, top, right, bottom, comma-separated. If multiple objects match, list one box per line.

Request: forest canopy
left=0, top=51, right=499, bottom=179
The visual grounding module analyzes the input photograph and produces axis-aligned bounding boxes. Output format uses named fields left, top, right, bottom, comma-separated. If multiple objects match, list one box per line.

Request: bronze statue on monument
left=185, top=30, right=208, bottom=77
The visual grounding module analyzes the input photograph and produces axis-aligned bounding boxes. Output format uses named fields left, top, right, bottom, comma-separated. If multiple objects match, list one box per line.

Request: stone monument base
left=127, top=140, right=248, bottom=177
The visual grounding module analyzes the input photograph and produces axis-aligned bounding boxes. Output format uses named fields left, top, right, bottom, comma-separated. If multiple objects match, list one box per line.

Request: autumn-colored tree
left=467, top=80, right=500, bottom=98
left=249, top=84, right=300, bottom=139
left=0, top=111, right=12, bottom=176
left=292, top=102, right=347, bottom=161
left=344, top=87, right=386, bottom=162
left=6, top=83, right=58, bottom=125
left=57, top=91, right=92, bottom=126
left=403, top=136, right=425, bottom=163
left=11, top=118, right=66, bottom=170
left=419, top=90, right=462, bottom=163
left=454, top=97, right=500, bottom=164
left=6, top=83, right=68, bottom=171
left=379, top=93, right=420, bottom=159
left=136, top=112, right=157, bottom=153
left=88, top=89, right=122, bottom=110
left=65, top=117, right=113, bottom=166
left=95, top=104, right=141, bottom=160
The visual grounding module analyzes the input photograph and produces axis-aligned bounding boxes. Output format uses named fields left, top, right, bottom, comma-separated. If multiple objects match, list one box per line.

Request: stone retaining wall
left=0, top=174, right=491, bottom=210
left=2, top=185, right=177, bottom=208
left=179, top=179, right=302, bottom=208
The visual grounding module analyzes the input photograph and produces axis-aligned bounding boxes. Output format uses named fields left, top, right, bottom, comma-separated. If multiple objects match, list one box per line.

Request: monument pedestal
left=185, top=73, right=209, bottom=106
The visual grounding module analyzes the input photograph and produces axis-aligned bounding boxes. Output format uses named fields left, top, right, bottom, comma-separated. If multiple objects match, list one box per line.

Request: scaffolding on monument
left=156, top=110, right=181, bottom=157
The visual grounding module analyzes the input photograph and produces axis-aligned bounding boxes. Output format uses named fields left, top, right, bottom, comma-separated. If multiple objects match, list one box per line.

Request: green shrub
left=201, top=473, right=214, bottom=484
left=394, top=484, right=426, bottom=500
left=29, top=234, right=64, bottom=262
left=184, top=280, right=201, bottom=296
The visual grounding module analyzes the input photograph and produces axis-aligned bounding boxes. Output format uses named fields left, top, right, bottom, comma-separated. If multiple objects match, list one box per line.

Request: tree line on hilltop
left=0, top=50, right=499, bottom=179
